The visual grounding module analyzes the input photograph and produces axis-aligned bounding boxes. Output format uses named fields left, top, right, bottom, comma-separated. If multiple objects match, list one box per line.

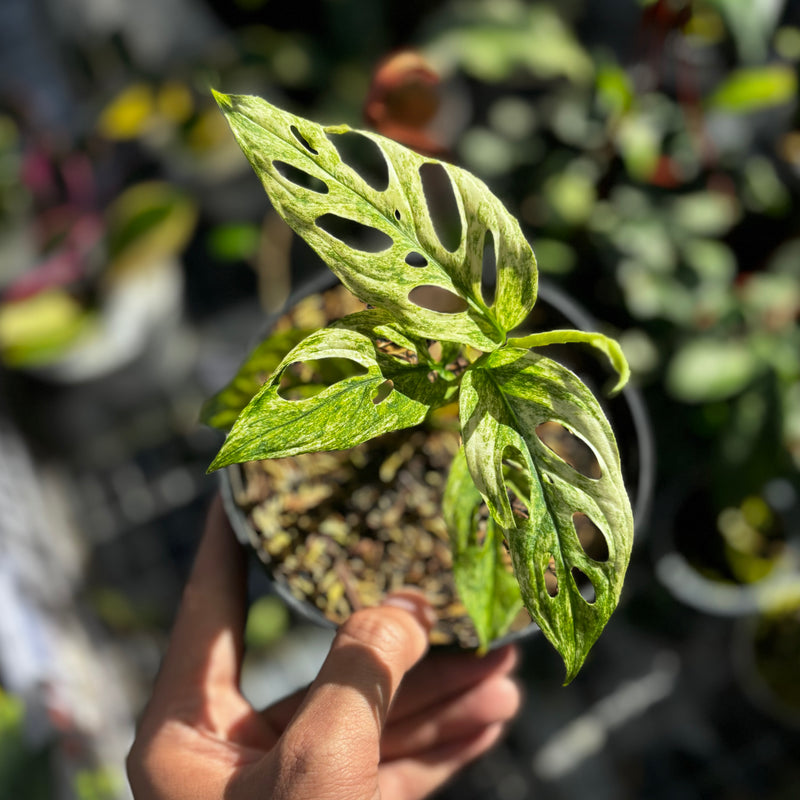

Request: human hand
left=126, top=495, right=522, bottom=800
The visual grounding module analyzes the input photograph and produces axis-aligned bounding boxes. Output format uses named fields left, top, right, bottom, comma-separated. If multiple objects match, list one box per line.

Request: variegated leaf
left=208, top=326, right=429, bottom=470
left=213, top=90, right=537, bottom=351
left=460, top=348, right=633, bottom=682
left=200, top=328, right=312, bottom=431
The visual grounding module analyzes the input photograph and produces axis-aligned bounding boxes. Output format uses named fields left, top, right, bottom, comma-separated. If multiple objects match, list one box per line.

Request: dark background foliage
left=1, top=1, right=799, bottom=797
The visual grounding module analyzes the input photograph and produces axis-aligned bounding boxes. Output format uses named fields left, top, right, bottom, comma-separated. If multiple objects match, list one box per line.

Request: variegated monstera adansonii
left=205, top=90, right=634, bottom=682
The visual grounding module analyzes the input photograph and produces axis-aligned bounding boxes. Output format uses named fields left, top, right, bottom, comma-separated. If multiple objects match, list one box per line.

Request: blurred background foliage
left=2, top=0, right=800, bottom=797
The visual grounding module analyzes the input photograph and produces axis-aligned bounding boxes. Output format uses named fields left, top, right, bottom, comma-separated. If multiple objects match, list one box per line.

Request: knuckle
left=339, top=606, right=422, bottom=661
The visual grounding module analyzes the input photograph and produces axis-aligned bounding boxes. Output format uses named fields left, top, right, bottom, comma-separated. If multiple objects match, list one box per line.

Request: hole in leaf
left=315, top=214, right=393, bottom=252
left=428, top=341, right=443, bottom=361
left=419, top=162, right=462, bottom=252
left=481, top=230, right=496, bottom=306
left=574, top=512, right=609, bottom=562
left=405, top=251, right=428, bottom=267
left=290, top=125, right=318, bottom=154
left=273, top=160, right=328, bottom=193
left=328, top=130, right=389, bottom=191
left=375, top=337, right=418, bottom=365
left=502, top=447, right=532, bottom=523
left=571, top=567, right=597, bottom=604
left=278, top=357, right=367, bottom=401
left=372, top=379, right=394, bottom=404
left=394, top=209, right=401, bottom=220
left=535, top=421, right=602, bottom=479
left=408, top=285, right=468, bottom=314
left=545, top=557, right=559, bottom=597
left=474, top=503, right=491, bottom=547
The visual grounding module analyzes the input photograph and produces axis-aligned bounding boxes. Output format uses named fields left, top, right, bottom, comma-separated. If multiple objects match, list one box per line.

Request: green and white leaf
left=213, top=90, right=537, bottom=351
left=508, top=329, right=630, bottom=394
left=460, top=348, right=633, bottom=682
left=208, top=326, right=429, bottom=471
left=201, top=328, right=313, bottom=431
left=444, top=447, right=524, bottom=651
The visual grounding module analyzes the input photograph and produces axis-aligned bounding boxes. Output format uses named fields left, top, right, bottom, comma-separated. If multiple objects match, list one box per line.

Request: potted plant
left=203, top=90, right=635, bottom=683
left=733, top=582, right=800, bottom=728
left=652, top=480, right=799, bottom=617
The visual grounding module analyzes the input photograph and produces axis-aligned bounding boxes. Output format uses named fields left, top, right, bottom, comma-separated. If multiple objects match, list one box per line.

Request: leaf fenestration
left=200, top=328, right=313, bottom=431
left=212, top=90, right=537, bottom=351
left=208, top=326, right=430, bottom=470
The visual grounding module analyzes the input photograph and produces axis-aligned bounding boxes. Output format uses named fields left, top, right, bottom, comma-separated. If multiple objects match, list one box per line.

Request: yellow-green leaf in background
left=707, top=65, right=797, bottom=113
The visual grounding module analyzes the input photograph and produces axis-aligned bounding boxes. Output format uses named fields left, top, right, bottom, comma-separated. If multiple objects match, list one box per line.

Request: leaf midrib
left=480, top=363, right=585, bottom=625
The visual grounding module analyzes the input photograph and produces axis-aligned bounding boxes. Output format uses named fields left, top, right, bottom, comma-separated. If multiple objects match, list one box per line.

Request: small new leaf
left=508, top=329, right=630, bottom=395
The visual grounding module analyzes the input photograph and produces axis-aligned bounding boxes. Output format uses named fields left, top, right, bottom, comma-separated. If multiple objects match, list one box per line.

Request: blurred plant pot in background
left=0, top=181, right=196, bottom=384
left=653, top=481, right=800, bottom=617
left=733, top=584, right=800, bottom=728
left=220, top=274, right=655, bottom=649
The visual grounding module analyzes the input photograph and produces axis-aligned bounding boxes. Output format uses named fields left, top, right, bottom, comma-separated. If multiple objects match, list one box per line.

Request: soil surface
left=232, top=423, right=534, bottom=647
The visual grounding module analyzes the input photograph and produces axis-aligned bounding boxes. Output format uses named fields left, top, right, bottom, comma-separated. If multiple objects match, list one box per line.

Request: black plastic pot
left=219, top=273, right=655, bottom=646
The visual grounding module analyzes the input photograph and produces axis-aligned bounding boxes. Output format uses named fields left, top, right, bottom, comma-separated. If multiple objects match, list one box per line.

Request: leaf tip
left=207, top=450, right=230, bottom=474
left=560, top=649, right=589, bottom=686
left=211, top=88, right=233, bottom=112
left=606, top=341, right=631, bottom=397
left=607, top=368, right=630, bottom=397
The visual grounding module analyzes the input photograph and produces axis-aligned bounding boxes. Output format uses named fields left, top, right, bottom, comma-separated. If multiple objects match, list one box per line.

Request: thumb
left=262, top=592, right=434, bottom=798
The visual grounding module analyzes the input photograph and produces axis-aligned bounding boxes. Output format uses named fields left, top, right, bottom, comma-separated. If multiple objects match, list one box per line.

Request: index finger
left=150, top=494, right=248, bottom=710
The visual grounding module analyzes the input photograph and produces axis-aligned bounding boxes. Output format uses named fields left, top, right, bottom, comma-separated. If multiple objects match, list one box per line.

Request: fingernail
left=382, top=590, right=437, bottom=630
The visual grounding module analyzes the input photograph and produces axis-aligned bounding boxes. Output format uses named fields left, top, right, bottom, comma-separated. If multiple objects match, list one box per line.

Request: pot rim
left=651, top=480, right=800, bottom=617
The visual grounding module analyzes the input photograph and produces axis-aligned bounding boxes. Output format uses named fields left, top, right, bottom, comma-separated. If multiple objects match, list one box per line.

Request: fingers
left=388, top=644, right=518, bottom=723
left=379, top=723, right=508, bottom=800
left=147, top=494, right=248, bottom=723
left=260, top=640, right=519, bottom=741
left=382, top=667, right=521, bottom=760
left=258, top=592, right=434, bottom=798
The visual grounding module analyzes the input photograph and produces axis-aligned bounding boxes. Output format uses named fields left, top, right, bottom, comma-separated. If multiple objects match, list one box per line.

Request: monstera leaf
left=201, top=328, right=313, bottom=431
left=460, top=347, right=633, bottom=682
left=208, top=321, right=456, bottom=470
left=213, top=90, right=536, bottom=351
